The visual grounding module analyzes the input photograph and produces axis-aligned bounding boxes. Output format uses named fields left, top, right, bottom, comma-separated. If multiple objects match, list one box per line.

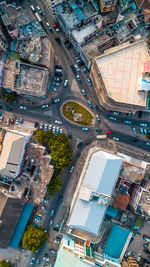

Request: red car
left=105, top=130, right=111, bottom=134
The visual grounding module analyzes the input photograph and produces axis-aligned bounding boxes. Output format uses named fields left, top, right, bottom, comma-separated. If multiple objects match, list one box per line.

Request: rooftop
left=68, top=148, right=123, bottom=236
left=55, top=1, right=97, bottom=30
left=72, top=24, right=98, bottom=45
left=113, top=193, right=130, bottom=211
left=104, top=224, right=132, bottom=261
left=95, top=40, right=150, bottom=107
left=0, top=197, right=25, bottom=248
left=0, top=130, right=26, bottom=178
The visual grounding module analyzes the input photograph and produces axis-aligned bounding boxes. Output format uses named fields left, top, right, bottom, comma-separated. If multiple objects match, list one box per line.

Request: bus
left=35, top=12, right=41, bottom=23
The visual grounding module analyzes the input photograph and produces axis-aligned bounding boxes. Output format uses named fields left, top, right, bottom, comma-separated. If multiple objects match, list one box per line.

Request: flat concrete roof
left=72, top=24, right=97, bottom=44
left=95, top=40, right=150, bottom=107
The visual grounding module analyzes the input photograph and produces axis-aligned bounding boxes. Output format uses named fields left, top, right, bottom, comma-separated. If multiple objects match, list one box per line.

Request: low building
left=99, top=0, right=117, bottom=13
left=114, top=193, right=130, bottom=211
left=55, top=235, right=121, bottom=267
left=68, top=147, right=123, bottom=240
left=136, top=0, right=150, bottom=26
left=3, top=58, right=49, bottom=97
left=55, top=0, right=98, bottom=36
left=90, top=40, right=150, bottom=112
left=104, top=224, right=133, bottom=262
left=122, top=256, right=139, bottom=266
left=0, top=130, right=30, bottom=179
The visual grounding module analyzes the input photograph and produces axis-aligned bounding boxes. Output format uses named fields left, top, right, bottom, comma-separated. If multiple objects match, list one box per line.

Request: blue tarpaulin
left=106, top=206, right=118, bottom=218
left=9, top=202, right=34, bottom=248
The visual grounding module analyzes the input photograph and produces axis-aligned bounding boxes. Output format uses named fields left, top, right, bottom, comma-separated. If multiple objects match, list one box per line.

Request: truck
left=96, top=135, right=107, bottom=139
left=35, top=12, right=41, bottom=23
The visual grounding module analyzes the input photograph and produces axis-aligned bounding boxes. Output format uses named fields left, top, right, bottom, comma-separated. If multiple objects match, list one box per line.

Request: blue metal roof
left=74, top=8, right=85, bottom=22
left=104, top=224, right=132, bottom=259
left=9, top=202, right=34, bottom=248
left=106, top=206, right=118, bottom=218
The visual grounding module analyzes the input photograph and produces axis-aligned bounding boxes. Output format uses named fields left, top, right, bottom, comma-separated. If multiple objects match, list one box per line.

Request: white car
left=74, top=64, right=80, bottom=71
left=52, top=126, right=56, bottom=133
left=113, top=137, right=119, bottom=141
left=41, top=104, right=48, bottom=109
left=20, top=105, right=26, bottom=110
left=60, top=128, right=63, bottom=134
left=40, top=123, right=43, bottom=129
left=96, top=115, right=100, bottom=121
left=64, top=79, right=68, bottom=87
left=49, top=124, right=52, bottom=130
left=55, top=120, right=62, bottom=125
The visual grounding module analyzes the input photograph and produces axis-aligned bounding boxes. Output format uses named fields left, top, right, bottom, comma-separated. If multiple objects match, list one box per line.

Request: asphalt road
left=3, top=1, right=150, bottom=265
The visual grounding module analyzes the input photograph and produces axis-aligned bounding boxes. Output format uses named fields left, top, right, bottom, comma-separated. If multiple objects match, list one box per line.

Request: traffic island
left=62, top=101, right=94, bottom=126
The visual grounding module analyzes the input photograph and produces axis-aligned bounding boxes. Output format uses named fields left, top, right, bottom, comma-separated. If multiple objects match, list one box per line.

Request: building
left=114, top=193, right=130, bottom=211
left=122, top=256, right=139, bottom=267
left=90, top=40, right=150, bottom=112
left=55, top=235, right=121, bottom=267
left=55, top=0, right=98, bottom=36
left=100, top=0, right=117, bottom=13
left=80, top=3, right=148, bottom=70
left=68, top=148, right=123, bottom=240
left=0, top=192, right=34, bottom=248
left=104, top=224, right=133, bottom=262
left=136, top=0, right=150, bottom=26
left=3, top=58, right=49, bottom=97
left=0, top=130, right=30, bottom=179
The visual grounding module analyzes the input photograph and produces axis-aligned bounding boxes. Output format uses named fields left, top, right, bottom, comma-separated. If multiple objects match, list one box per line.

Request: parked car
left=142, top=243, right=148, bottom=248
left=144, top=129, right=147, bottom=135
left=37, top=6, right=42, bottom=14
left=140, top=128, right=144, bottom=135
left=69, top=166, right=74, bottom=173
left=110, top=116, right=117, bottom=121
left=53, top=82, right=60, bottom=86
left=124, top=251, right=132, bottom=258
left=146, top=142, right=150, bottom=146
left=113, top=111, right=120, bottom=115
left=68, top=131, right=72, bottom=138
left=40, top=123, right=43, bottom=129
left=105, top=130, right=111, bottom=134
left=36, top=258, right=40, bottom=264
left=71, top=64, right=76, bottom=74
left=58, top=196, right=63, bottom=204
left=52, top=87, right=57, bottom=92
left=132, top=128, right=137, bottom=134
left=34, top=121, right=39, bottom=128
left=30, top=258, right=35, bottom=265
left=77, top=142, right=83, bottom=148
left=82, top=67, right=87, bottom=72
left=54, top=77, right=61, bottom=82
left=76, top=74, right=81, bottom=81
left=74, top=64, right=80, bottom=71
left=137, top=253, right=141, bottom=262
left=95, top=128, right=101, bottom=132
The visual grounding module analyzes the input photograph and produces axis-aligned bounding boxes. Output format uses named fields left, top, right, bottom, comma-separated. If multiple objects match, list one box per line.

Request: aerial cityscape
left=0, top=0, right=149, bottom=266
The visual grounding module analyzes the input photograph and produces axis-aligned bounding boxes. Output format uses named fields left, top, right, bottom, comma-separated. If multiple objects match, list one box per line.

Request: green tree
left=22, top=225, right=48, bottom=253
left=0, top=261, right=11, bottom=267
left=47, top=177, right=61, bottom=196
left=34, top=129, right=45, bottom=144
left=5, top=92, right=17, bottom=104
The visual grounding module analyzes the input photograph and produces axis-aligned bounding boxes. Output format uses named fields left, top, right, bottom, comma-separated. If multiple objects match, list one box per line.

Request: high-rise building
left=100, top=0, right=117, bottom=12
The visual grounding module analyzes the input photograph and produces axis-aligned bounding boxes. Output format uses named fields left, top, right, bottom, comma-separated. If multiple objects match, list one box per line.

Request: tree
left=0, top=261, right=11, bottom=267
left=5, top=92, right=17, bottom=104
left=47, top=177, right=61, bottom=196
left=22, top=225, right=48, bottom=253
left=34, top=129, right=45, bottom=144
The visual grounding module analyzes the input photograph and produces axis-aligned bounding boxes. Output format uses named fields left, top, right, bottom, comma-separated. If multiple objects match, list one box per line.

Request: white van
left=30, top=5, right=35, bottom=12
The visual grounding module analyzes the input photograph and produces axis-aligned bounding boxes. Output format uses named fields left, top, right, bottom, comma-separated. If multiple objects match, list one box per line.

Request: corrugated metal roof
left=104, top=224, right=132, bottom=259
left=9, top=202, right=34, bottom=248
left=69, top=150, right=123, bottom=235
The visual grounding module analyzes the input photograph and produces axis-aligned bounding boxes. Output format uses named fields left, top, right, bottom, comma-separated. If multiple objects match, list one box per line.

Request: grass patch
left=62, top=101, right=93, bottom=126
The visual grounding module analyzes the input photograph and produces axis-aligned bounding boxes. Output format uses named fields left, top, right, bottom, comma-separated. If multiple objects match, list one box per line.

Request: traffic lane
left=107, top=115, right=150, bottom=128
left=109, top=131, right=150, bottom=152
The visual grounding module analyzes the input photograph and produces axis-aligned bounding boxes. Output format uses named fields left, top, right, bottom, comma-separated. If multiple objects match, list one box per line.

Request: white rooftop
left=72, top=24, right=97, bottom=44
left=69, top=149, right=123, bottom=235
left=95, top=40, right=150, bottom=107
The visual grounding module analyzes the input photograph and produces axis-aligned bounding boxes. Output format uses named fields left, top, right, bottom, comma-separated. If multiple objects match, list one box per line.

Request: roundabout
left=62, top=101, right=94, bottom=126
